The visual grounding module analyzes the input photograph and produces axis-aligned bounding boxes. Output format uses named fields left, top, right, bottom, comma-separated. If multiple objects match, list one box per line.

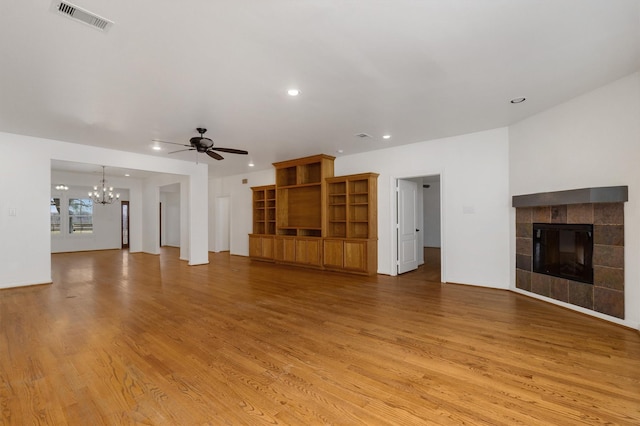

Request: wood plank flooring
left=1, top=247, right=639, bottom=425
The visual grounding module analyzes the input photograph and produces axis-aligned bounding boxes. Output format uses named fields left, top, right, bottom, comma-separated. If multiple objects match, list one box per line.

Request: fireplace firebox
left=532, top=223, right=594, bottom=284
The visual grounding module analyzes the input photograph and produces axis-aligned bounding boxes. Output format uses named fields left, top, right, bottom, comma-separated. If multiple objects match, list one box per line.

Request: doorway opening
left=121, top=201, right=130, bottom=249
left=159, top=184, right=181, bottom=249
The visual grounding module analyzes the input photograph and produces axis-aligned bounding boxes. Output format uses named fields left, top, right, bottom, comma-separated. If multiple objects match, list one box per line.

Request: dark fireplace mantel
left=512, top=186, right=628, bottom=208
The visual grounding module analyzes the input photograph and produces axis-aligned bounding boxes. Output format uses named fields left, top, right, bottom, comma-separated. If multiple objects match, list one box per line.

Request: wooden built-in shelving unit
left=326, top=173, right=378, bottom=239
left=251, top=185, right=276, bottom=235
left=324, top=173, right=378, bottom=275
left=274, top=154, right=334, bottom=237
left=249, top=154, right=378, bottom=275
left=249, top=185, right=276, bottom=261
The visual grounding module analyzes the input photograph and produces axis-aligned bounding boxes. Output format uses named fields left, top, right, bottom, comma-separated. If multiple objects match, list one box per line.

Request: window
left=50, top=198, right=61, bottom=234
left=68, top=198, right=93, bottom=234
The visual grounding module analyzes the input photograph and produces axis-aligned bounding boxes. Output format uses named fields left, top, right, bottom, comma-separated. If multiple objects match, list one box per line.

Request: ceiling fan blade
left=210, top=147, right=249, bottom=155
left=152, top=139, right=189, bottom=147
left=168, top=148, right=195, bottom=154
left=206, top=150, right=224, bottom=160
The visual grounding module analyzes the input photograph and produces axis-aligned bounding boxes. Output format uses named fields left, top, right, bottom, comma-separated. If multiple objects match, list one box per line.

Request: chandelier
left=89, top=166, right=120, bottom=205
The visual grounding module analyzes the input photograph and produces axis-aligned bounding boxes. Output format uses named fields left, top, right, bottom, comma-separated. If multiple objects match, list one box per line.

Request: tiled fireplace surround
left=513, top=187, right=628, bottom=319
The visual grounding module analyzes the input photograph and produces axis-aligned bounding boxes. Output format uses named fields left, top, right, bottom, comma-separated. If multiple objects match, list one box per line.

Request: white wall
left=160, top=190, right=181, bottom=247
left=509, top=71, right=640, bottom=329
left=209, top=168, right=274, bottom=254
left=0, top=132, right=209, bottom=289
left=0, top=139, right=51, bottom=287
left=337, top=127, right=511, bottom=285
left=423, top=177, right=441, bottom=247
left=51, top=170, right=133, bottom=253
left=219, top=129, right=510, bottom=287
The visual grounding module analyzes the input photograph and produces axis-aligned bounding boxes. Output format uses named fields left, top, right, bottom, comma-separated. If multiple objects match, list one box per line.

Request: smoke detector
left=51, top=1, right=114, bottom=32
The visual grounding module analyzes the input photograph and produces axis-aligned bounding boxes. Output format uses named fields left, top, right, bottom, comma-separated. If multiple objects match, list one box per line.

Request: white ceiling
left=2, top=0, right=639, bottom=177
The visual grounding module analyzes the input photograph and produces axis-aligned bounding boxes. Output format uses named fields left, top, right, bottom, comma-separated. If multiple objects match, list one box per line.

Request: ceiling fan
left=154, top=128, right=248, bottom=160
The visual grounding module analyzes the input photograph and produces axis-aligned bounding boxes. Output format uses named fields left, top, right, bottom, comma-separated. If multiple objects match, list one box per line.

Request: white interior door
left=397, top=179, right=419, bottom=274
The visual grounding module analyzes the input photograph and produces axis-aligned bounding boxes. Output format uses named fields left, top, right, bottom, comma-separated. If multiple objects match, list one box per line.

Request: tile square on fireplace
left=516, top=254, right=531, bottom=271
left=549, top=277, right=569, bottom=302
left=516, top=223, right=532, bottom=238
left=567, top=203, right=594, bottom=224
left=594, top=225, right=624, bottom=246
left=516, top=237, right=532, bottom=256
left=568, top=281, right=594, bottom=310
left=551, top=205, right=567, bottom=223
left=533, top=206, right=551, bottom=223
left=594, top=266, right=624, bottom=291
left=531, top=273, right=552, bottom=297
left=594, top=203, right=624, bottom=225
left=516, top=207, right=533, bottom=224
left=594, top=287, right=624, bottom=319
left=516, top=269, right=531, bottom=291
left=593, top=245, right=624, bottom=269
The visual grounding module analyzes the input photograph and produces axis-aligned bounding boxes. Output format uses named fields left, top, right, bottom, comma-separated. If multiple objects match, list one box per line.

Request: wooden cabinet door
left=296, top=238, right=322, bottom=266
left=261, top=236, right=274, bottom=260
left=323, top=239, right=344, bottom=269
left=249, top=235, right=262, bottom=258
left=343, top=240, right=367, bottom=272
left=275, top=237, right=296, bottom=262
left=250, top=235, right=274, bottom=260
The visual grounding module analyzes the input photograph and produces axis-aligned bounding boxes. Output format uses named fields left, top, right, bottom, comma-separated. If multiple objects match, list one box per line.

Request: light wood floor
left=1, top=248, right=639, bottom=425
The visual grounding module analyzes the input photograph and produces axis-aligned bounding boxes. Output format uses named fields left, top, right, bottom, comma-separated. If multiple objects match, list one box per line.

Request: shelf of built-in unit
left=274, top=155, right=334, bottom=236
left=274, top=154, right=335, bottom=186
left=252, top=185, right=277, bottom=235
left=277, top=183, right=322, bottom=190
left=277, top=227, right=322, bottom=237
left=326, top=173, right=378, bottom=239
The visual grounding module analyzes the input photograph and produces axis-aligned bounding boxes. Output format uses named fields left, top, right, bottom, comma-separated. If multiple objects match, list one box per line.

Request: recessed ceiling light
left=287, top=89, right=300, bottom=96
left=248, top=162, right=255, bottom=167
left=337, top=149, right=344, bottom=154
left=510, top=97, right=526, bottom=104
left=124, top=173, right=130, bottom=177
left=152, top=145, right=162, bottom=151
left=383, top=135, right=391, bottom=140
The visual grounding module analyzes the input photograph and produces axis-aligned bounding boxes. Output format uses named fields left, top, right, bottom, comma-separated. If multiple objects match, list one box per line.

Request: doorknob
left=416, top=229, right=420, bottom=232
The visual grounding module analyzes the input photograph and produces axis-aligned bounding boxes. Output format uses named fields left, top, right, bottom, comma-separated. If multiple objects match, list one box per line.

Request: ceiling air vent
left=355, top=133, right=372, bottom=139
left=52, top=1, right=113, bottom=32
